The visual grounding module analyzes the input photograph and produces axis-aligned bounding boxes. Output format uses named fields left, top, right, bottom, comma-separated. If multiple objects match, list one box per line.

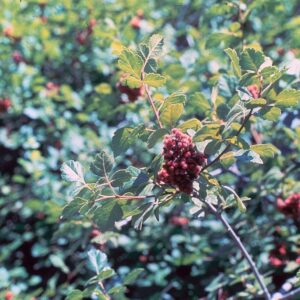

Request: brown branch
left=194, top=192, right=271, bottom=300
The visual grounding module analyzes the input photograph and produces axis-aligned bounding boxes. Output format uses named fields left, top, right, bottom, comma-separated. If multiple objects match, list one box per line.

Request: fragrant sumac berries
left=277, top=193, right=300, bottom=220
left=0, top=98, right=11, bottom=112
left=247, top=84, right=260, bottom=99
left=157, top=128, right=206, bottom=194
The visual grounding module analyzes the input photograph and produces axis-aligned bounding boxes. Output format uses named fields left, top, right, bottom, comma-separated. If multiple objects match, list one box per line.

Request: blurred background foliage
left=1, top=0, right=300, bottom=299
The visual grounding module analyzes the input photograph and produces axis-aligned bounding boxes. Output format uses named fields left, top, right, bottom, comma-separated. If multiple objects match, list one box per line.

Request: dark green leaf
left=124, top=268, right=144, bottom=285
left=93, top=200, right=123, bottom=231
left=111, top=170, right=132, bottom=187
left=90, top=151, right=114, bottom=177
left=147, top=128, right=169, bottom=148
left=225, top=48, right=241, bottom=77
left=240, top=48, right=265, bottom=72
left=111, top=127, right=133, bottom=157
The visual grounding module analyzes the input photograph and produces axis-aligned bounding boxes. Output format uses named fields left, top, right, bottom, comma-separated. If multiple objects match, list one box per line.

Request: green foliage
left=2, top=0, right=300, bottom=299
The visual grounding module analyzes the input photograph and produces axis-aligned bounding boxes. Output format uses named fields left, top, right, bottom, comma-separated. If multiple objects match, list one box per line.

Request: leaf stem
left=204, top=199, right=271, bottom=300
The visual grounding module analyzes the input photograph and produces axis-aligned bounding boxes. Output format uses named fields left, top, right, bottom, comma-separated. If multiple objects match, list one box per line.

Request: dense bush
left=1, top=0, right=300, bottom=299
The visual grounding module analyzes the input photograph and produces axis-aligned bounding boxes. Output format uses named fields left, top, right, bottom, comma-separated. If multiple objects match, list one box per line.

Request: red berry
left=130, top=16, right=141, bottom=29
left=12, top=51, right=23, bottom=64
left=116, top=75, right=144, bottom=102
left=89, top=18, right=97, bottom=28
left=277, top=193, right=300, bottom=220
left=247, top=85, right=260, bottom=99
left=90, top=229, right=101, bottom=238
left=5, top=291, right=14, bottom=300
left=170, top=216, right=189, bottom=226
left=3, top=26, right=14, bottom=38
left=139, top=255, right=148, bottom=262
left=0, top=98, right=11, bottom=112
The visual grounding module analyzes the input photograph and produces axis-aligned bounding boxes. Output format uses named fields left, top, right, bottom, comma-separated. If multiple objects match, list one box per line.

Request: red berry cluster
left=277, top=193, right=300, bottom=220
left=116, top=74, right=144, bottom=102
left=247, top=84, right=260, bottom=99
left=0, top=98, right=11, bottom=113
left=269, top=243, right=287, bottom=267
left=269, top=242, right=300, bottom=267
left=157, top=128, right=206, bottom=194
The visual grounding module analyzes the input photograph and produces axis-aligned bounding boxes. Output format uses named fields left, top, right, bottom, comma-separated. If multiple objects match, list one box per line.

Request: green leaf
left=220, top=151, right=236, bottom=168
left=124, top=268, right=144, bottom=285
left=223, top=185, right=246, bottom=213
left=61, top=160, right=85, bottom=184
left=147, top=128, right=169, bottom=148
left=87, top=248, right=108, bottom=275
left=143, top=73, right=166, bottom=87
left=193, top=124, right=221, bottom=142
left=138, top=44, right=157, bottom=73
left=160, top=103, right=184, bottom=128
left=246, top=98, right=267, bottom=108
left=49, top=254, right=69, bottom=273
left=66, top=290, right=83, bottom=300
left=250, top=144, right=279, bottom=159
left=240, top=48, right=265, bottom=72
left=61, top=196, right=91, bottom=219
left=132, top=202, right=155, bottom=230
left=206, top=32, right=240, bottom=48
left=118, top=49, right=143, bottom=78
left=164, top=93, right=186, bottom=106
left=178, top=118, right=202, bottom=132
left=108, top=285, right=127, bottom=295
left=148, top=34, right=164, bottom=58
left=111, top=127, right=133, bottom=157
left=225, top=48, right=241, bottom=77
left=90, top=151, right=114, bottom=177
left=275, top=89, right=300, bottom=108
left=111, top=170, right=132, bottom=186
left=189, top=92, right=211, bottom=116
left=234, top=149, right=263, bottom=164
left=98, top=268, right=115, bottom=281
left=93, top=200, right=123, bottom=231
left=259, top=106, right=281, bottom=121
left=125, top=76, right=142, bottom=88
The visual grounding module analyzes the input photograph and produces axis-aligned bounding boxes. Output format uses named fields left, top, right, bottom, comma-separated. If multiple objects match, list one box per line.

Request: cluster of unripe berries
left=157, top=128, right=206, bottom=194
left=247, top=84, right=260, bottom=99
left=116, top=74, right=144, bottom=102
left=277, top=193, right=300, bottom=220
left=0, top=98, right=11, bottom=113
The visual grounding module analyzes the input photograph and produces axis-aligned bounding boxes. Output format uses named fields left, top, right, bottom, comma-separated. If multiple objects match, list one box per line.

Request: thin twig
left=204, top=199, right=271, bottom=300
